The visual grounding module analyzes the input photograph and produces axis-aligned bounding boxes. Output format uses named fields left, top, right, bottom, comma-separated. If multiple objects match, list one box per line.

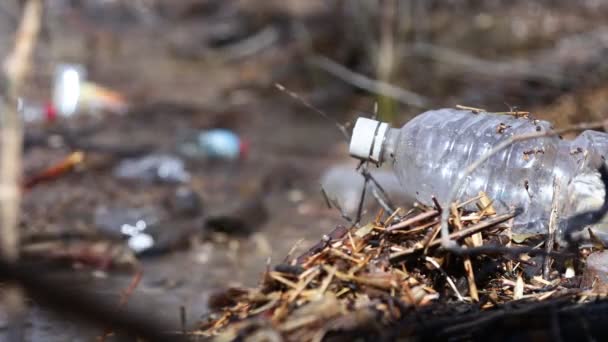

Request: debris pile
left=198, top=192, right=604, bottom=340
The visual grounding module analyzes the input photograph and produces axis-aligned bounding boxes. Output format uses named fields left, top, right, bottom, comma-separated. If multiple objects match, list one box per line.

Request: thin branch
left=307, top=55, right=429, bottom=108
left=361, top=167, right=398, bottom=215
left=354, top=162, right=369, bottom=225
left=371, top=186, right=395, bottom=216
left=447, top=245, right=571, bottom=259
left=387, top=209, right=439, bottom=231
left=544, top=177, right=561, bottom=280
left=377, top=0, right=396, bottom=83
left=0, top=0, right=43, bottom=338
left=1, top=0, right=42, bottom=259
left=219, top=26, right=279, bottom=61
left=451, top=204, right=479, bottom=302
left=425, top=256, right=464, bottom=301
left=405, top=43, right=563, bottom=85
left=275, top=83, right=350, bottom=141
left=390, top=210, right=518, bottom=262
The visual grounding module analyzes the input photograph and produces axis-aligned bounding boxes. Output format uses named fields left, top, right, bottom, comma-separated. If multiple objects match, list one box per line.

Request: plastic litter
left=178, top=129, right=248, bottom=160
left=94, top=206, right=162, bottom=254
left=113, top=154, right=191, bottom=184
left=94, top=205, right=199, bottom=256
left=18, top=98, right=56, bottom=123
left=52, top=63, right=128, bottom=118
left=320, top=164, right=413, bottom=216
left=349, top=108, right=608, bottom=234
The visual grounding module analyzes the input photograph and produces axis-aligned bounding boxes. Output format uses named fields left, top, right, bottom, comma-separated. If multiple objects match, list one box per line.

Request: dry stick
left=378, top=0, right=396, bottom=84
left=361, top=167, right=398, bottom=215
left=100, top=268, right=144, bottom=341
left=354, top=161, right=370, bottom=225
left=390, top=210, right=518, bottom=262
left=307, top=55, right=429, bottom=108
left=451, top=204, right=479, bottom=302
left=355, top=129, right=399, bottom=218
left=0, top=0, right=42, bottom=339
left=372, top=101, right=379, bottom=120
left=117, top=269, right=143, bottom=308
left=387, top=209, right=439, bottom=231
left=422, top=223, right=442, bottom=255
left=449, top=245, right=569, bottom=259
left=274, top=83, right=350, bottom=141
left=405, top=43, right=563, bottom=85
left=180, top=306, right=186, bottom=334
left=23, top=151, right=84, bottom=189
left=355, top=159, right=401, bottom=224
left=439, top=119, right=608, bottom=250
left=377, top=0, right=397, bottom=117
left=371, top=186, right=395, bottom=215
left=544, top=178, right=561, bottom=280
left=220, top=26, right=279, bottom=61
left=425, top=256, right=464, bottom=302
left=390, top=220, right=438, bottom=236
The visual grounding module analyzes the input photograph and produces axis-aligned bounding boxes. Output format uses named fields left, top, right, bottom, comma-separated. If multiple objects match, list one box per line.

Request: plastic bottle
left=349, top=108, right=608, bottom=234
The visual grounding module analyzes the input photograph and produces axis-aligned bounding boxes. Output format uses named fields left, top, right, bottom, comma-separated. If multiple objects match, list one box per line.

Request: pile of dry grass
left=195, top=192, right=601, bottom=341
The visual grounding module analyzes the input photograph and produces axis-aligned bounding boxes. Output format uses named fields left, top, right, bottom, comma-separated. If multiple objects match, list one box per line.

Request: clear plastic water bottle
left=349, top=108, right=608, bottom=234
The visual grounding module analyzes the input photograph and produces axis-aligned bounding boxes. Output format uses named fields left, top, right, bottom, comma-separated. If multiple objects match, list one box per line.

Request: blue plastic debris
left=179, top=129, right=248, bottom=160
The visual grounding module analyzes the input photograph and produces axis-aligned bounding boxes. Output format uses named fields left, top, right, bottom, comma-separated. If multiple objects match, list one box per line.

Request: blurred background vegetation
left=3, top=0, right=608, bottom=125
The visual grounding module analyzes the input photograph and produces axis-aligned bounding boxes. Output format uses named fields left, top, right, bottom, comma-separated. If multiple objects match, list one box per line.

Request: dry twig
left=405, top=43, right=563, bottom=85
left=200, top=190, right=589, bottom=340
left=544, top=178, right=561, bottom=280
left=425, top=256, right=464, bottom=301
left=307, top=55, right=429, bottom=108
left=275, top=83, right=350, bottom=141
left=0, top=0, right=42, bottom=338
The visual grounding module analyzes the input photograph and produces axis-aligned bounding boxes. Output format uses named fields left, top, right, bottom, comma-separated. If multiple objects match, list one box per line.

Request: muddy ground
left=2, top=1, right=608, bottom=340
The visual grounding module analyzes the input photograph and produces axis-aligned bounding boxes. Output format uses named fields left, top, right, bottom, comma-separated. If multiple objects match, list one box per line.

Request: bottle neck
left=380, top=127, right=400, bottom=164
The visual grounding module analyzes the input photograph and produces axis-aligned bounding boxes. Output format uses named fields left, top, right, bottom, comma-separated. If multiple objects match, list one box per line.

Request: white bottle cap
left=349, top=117, right=389, bottom=163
